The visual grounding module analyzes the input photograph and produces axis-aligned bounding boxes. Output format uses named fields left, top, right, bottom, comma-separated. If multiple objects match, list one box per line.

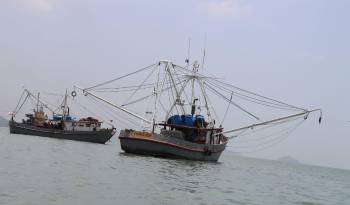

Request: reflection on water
left=1, top=127, right=350, bottom=205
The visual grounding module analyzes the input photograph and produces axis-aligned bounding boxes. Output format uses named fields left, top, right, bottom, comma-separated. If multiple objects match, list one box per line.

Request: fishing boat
left=76, top=59, right=321, bottom=161
left=9, top=89, right=116, bottom=144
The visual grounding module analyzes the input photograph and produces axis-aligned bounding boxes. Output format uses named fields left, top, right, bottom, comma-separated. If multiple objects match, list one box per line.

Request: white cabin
left=64, top=121, right=102, bottom=132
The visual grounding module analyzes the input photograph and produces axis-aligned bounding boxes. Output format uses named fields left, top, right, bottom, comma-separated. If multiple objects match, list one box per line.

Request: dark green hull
left=9, top=121, right=115, bottom=144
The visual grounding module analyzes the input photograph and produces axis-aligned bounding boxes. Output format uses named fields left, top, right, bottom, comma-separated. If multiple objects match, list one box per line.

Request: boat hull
left=119, top=130, right=227, bottom=161
left=9, top=121, right=115, bottom=144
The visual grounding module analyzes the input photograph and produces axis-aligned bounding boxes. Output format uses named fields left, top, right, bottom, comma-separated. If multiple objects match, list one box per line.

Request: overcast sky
left=0, top=0, right=349, bottom=170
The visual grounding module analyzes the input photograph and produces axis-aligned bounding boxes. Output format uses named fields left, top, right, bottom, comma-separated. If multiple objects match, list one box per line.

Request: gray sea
left=0, top=127, right=349, bottom=205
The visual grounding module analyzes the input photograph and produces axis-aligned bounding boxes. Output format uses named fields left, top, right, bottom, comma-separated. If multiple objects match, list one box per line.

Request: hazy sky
left=0, top=0, right=349, bottom=170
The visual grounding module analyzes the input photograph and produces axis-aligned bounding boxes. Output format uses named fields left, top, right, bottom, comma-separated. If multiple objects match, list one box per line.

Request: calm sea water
left=0, top=127, right=349, bottom=205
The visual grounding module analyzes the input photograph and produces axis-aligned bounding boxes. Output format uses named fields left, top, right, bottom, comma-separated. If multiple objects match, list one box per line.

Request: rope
left=121, top=79, right=187, bottom=107
left=13, top=90, right=25, bottom=113
left=123, top=66, right=158, bottom=105
left=169, top=74, right=180, bottom=115
left=205, top=82, right=260, bottom=121
left=154, top=66, right=170, bottom=116
left=13, top=94, right=29, bottom=117
left=87, top=95, right=138, bottom=128
left=94, top=86, right=155, bottom=93
left=173, top=69, right=190, bottom=104
left=199, top=79, right=220, bottom=123
left=173, top=64, right=193, bottom=74
left=85, top=63, right=157, bottom=91
left=38, top=97, right=63, bottom=114
left=221, top=91, right=233, bottom=125
left=233, top=116, right=305, bottom=142
left=92, top=80, right=179, bottom=92
left=206, top=80, right=302, bottom=111
left=40, top=91, right=65, bottom=97
left=229, top=119, right=305, bottom=153
left=209, top=78, right=306, bottom=111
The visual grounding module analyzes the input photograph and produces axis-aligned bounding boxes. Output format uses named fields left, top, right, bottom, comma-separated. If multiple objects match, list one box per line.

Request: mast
left=24, top=89, right=55, bottom=114
left=152, top=65, right=161, bottom=132
left=36, top=92, right=40, bottom=112
left=190, top=62, right=198, bottom=112
left=163, top=61, right=186, bottom=115
left=62, top=89, right=68, bottom=120
left=189, top=61, right=213, bottom=123
left=164, top=78, right=192, bottom=120
left=198, top=78, right=213, bottom=123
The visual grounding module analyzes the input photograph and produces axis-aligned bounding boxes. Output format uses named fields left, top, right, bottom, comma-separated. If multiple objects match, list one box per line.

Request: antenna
left=201, top=34, right=207, bottom=70
left=185, top=38, right=191, bottom=67
left=62, top=89, right=68, bottom=120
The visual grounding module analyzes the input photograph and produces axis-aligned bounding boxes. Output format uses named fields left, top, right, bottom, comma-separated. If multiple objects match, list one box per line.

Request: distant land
left=0, top=116, right=8, bottom=127
left=277, top=156, right=301, bottom=164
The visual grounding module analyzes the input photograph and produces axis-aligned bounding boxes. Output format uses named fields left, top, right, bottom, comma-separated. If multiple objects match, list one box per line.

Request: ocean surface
left=0, top=127, right=349, bottom=205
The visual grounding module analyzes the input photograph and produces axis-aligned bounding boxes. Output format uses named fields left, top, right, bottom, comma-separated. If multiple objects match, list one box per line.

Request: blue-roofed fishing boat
left=79, top=59, right=321, bottom=161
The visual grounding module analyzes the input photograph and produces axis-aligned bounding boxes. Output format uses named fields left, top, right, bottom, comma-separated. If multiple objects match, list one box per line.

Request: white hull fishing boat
left=75, top=59, right=321, bottom=161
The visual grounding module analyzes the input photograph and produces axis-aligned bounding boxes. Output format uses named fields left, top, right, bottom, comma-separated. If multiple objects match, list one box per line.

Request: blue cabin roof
left=167, top=114, right=206, bottom=127
left=52, top=114, right=73, bottom=121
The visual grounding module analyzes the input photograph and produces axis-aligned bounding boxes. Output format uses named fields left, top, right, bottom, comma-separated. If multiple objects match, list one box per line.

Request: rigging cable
left=148, top=67, right=169, bottom=126
left=173, top=67, right=191, bottom=104
left=121, top=79, right=187, bottom=107
left=123, top=66, right=158, bottom=106
left=87, top=95, right=138, bottom=128
left=221, top=91, right=233, bottom=125
left=92, top=80, right=180, bottom=93
left=206, top=80, right=301, bottom=111
left=233, top=115, right=305, bottom=142
left=13, top=90, right=26, bottom=114
left=198, top=79, right=220, bottom=123
left=207, top=82, right=300, bottom=110
left=229, top=118, right=305, bottom=153
left=209, top=78, right=306, bottom=111
left=85, top=63, right=157, bottom=91
left=168, top=74, right=181, bottom=115
left=13, top=94, right=29, bottom=117
left=204, top=82, right=260, bottom=121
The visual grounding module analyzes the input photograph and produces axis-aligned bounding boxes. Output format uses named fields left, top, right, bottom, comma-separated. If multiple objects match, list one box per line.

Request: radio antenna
left=185, top=38, right=191, bottom=67
left=201, top=34, right=207, bottom=70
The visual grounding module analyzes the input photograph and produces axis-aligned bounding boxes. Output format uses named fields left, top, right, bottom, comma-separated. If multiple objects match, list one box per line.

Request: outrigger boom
left=219, top=109, right=322, bottom=136
left=74, top=86, right=152, bottom=124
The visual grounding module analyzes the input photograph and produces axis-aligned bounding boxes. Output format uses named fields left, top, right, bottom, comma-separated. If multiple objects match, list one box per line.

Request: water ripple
left=0, top=128, right=350, bottom=205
